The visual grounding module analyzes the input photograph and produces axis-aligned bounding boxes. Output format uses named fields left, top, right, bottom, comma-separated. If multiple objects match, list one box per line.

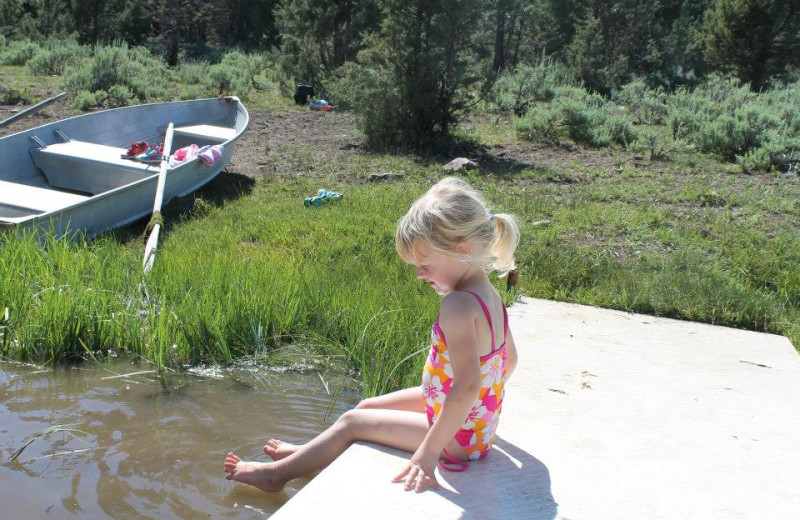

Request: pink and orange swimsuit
left=421, top=291, right=508, bottom=470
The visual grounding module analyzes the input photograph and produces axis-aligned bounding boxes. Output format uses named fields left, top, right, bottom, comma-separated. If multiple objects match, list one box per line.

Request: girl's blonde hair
left=395, top=177, right=520, bottom=277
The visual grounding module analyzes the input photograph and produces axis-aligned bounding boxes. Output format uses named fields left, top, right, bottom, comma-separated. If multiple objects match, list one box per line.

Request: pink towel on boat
left=198, top=144, right=224, bottom=166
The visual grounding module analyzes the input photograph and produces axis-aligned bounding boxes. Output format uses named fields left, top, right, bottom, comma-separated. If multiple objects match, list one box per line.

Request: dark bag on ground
left=294, top=84, right=314, bottom=105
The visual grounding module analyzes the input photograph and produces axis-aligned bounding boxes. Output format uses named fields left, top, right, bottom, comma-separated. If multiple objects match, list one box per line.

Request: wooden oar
left=0, top=92, right=67, bottom=129
left=143, top=122, right=174, bottom=272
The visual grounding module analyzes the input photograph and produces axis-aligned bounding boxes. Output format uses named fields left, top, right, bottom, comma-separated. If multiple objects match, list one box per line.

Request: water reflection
left=0, top=361, right=360, bottom=519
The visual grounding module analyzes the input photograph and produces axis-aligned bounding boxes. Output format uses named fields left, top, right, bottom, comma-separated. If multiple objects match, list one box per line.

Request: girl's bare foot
left=263, top=439, right=300, bottom=461
left=223, top=452, right=288, bottom=492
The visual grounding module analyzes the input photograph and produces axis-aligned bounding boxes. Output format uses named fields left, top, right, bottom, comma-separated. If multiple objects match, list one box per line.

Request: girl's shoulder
left=439, top=288, right=498, bottom=323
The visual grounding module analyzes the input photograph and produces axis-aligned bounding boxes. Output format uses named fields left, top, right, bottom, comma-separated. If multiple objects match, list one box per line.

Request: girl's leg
left=227, top=408, right=432, bottom=492
left=355, top=386, right=425, bottom=412
left=264, top=386, right=425, bottom=460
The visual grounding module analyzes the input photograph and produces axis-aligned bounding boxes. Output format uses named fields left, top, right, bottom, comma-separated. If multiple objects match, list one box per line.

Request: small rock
left=444, top=158, right=479, bottom=172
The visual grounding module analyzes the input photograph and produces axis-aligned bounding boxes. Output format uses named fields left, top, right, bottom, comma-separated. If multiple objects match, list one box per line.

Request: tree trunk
left=492, top=0, right=509, bottom=73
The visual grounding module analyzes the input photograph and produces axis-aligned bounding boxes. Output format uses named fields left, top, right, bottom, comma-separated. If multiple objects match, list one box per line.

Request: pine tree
left=704, top=0, right=800, bottom=90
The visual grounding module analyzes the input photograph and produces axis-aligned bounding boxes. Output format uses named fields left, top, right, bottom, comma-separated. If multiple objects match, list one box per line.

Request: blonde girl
left=224, top=177, right=519, bottom=493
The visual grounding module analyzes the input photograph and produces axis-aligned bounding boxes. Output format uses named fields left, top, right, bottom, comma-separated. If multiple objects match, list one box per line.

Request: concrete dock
left=272, top=297, right=800, bottom=519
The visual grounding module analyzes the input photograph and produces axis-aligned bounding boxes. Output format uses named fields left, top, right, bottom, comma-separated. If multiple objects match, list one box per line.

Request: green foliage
left=694, top=107, right=780, bottom=162
left=70, top=89, right=99, bottom=111
left=630, top=128, right=673, bottom=161
left=598, top=115, right=638, bottom=148
left=565, top=14, right=617, bottom=94
left=704, top=0, right=800, bottom=91
left=331, top=43, right=405, bottom=146
left=202, top=51, right=268, bottom=100
left=0, top=86, right=32, bottom=105
left=491, top=58, right=568, bottom=116
left=63, top=41, right=166, bottom=108
left=17, top=0, right=73, bottom=40
left=176, top=61, right=210, bottom=85
left=331, top=0, right=484, bottom=148
left=275, top=0, right=380, bottom=85
left=515, top=85, right=636, bottom=148
left=665, top=76, right=800, bottom=169
left=26, top=39, right=87, bottom=75
left=613, top=79, right=668, bottom=125
left=0, top=40, right=41, bottom=65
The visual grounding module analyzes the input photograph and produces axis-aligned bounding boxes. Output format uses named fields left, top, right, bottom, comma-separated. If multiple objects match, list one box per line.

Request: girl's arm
left=394, top=292, right=482, bottom=491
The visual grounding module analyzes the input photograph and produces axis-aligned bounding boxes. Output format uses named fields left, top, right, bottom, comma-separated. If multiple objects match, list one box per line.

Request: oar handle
left=151, top=123, right=175, bottom=212
left=0, top=92, right=66, bottom=129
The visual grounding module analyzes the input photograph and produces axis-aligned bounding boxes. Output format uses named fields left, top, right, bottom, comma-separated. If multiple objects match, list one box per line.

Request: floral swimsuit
left=421, top=291, right=508, bottom=470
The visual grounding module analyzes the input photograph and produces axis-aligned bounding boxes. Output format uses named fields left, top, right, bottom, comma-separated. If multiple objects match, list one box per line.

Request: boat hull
left=0, top=97, right=248, bottom=238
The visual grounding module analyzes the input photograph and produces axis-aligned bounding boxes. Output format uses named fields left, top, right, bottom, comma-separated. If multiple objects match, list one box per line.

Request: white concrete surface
left=271, top=297, right=800, bottom=519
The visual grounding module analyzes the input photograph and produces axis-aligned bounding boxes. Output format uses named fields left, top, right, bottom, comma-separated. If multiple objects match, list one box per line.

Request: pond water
left=0, top=361, right=360, bottom=519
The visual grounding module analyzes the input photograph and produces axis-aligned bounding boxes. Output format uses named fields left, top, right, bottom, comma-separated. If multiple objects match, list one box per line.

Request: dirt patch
left=231, top=108, right=363, bottom=179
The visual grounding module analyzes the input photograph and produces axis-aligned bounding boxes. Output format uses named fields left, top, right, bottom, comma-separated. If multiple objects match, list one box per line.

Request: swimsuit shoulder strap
left=463, top=290, right=498, bottom=351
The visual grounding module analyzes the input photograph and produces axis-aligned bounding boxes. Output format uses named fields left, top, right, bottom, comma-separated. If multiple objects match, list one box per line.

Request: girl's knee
left=355, top=396, right=379, bottom=409
left=337, top=408, right=361, bottom=427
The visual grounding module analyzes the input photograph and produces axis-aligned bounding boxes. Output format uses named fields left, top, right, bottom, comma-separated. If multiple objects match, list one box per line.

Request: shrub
left=63, top=41, right=165, bottom=108
left=513, top=107, right=561, bottom=141
left=613, top=79, right=668, bottom=125
left=26, top=41, right=87, bottom=75
left=0, top=40, right=40, bottom=66
left=558, top=98, right=594, bottom=144
left=176, top=62, right=210, bottom=85
left=512, top=79, right=648, bottom=150
left=492, top=60, right=568, bottom=116
left=70, top=90, right=98, bottom=111
left=694, top=106, right=782, bottom=162
left=631, top=128, right=673, bottom=161
left=0, top=86, right=32, bottom=105
left=330, top=56, right=404, bottom=147
left=664, top=76, right=799, bottom=170
left=202, top=51, right=264, bottom=100
left=600, top=115, right=638, bottom=147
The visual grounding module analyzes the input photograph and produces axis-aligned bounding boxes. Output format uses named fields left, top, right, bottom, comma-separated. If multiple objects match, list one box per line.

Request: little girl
left=224, top=177, right=519, bottom=493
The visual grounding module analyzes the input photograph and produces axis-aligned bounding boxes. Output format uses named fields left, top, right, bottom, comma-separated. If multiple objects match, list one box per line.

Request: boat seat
left=172, top=124, right=236, bottom=143
left=0, top=180, right=89, bottom=213
left=30, top=139, right=158, bottom=195
left=32, top=140, right=158, bottom=170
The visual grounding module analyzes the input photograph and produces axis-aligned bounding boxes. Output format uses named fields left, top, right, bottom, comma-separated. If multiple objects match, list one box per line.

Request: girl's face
left=410, top=243, right=472, bottom=296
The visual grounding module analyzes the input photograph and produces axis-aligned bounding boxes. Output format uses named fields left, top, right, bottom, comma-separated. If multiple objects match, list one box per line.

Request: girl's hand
left=392, top=451, right=440, bottom=492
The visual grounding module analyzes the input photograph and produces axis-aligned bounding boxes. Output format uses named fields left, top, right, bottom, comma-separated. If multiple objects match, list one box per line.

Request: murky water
left=0, top=361, right=360, bottom=519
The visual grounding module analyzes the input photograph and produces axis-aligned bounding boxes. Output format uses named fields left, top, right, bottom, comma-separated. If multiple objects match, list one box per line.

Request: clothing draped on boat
left=169, top=144, right=224, bottom=167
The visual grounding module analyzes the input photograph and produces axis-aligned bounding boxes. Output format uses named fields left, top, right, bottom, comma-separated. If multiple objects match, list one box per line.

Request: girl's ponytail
left=490, top=213, right=520, bottom=277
